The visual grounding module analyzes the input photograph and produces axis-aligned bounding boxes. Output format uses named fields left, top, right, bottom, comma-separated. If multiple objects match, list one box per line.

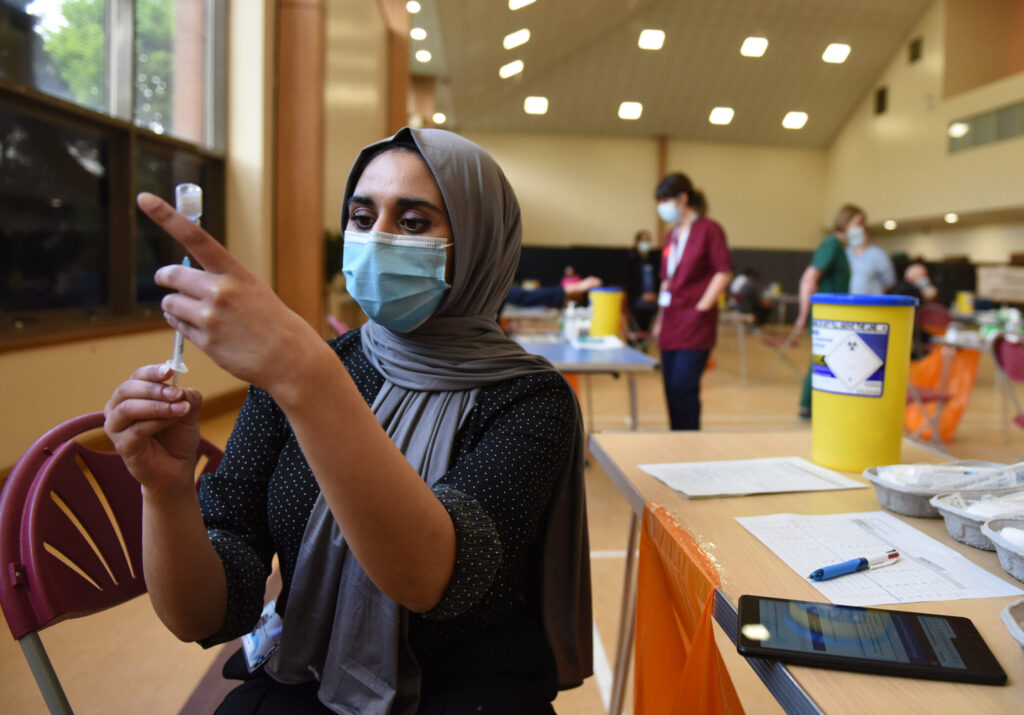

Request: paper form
left=736, top=511, right=1023, bottom=606
left=638, top=456, right=866, bottom=498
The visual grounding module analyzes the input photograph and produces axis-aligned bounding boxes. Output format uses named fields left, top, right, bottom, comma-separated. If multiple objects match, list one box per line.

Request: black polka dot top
left=197, top=329, right=579, bottom=701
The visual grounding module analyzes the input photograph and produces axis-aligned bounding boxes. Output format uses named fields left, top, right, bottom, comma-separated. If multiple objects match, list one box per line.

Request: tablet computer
left=736, top=595, right=1006, bottom=685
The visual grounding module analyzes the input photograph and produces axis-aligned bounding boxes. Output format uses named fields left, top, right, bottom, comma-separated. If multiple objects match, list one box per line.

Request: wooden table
left=589, top=430, right=1024, bottom=714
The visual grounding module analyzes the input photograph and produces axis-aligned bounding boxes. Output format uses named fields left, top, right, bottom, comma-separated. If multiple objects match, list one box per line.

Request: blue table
left=515, top=336, right=659, bottom=430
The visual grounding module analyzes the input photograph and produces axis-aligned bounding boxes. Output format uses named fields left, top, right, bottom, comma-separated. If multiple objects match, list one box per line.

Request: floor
left=2, top=324, right=1020, bottom=714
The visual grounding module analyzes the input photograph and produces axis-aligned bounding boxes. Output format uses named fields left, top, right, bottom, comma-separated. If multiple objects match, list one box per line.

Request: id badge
left=241, top=599, right=283, bottom=672
left=658, top=290, right=672, bottom=308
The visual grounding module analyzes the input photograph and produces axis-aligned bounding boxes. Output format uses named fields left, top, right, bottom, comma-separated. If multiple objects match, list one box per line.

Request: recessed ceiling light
left=822, top=43, right=851, bottom=63
left=944, top=212, right=959, bottom=224
left=638, top=29, right=665, bottom=51
left=410, top=27, right=427, bottom=41
left=524, top=96, right=548, bottom=115
left=782, top=111, right=808, bottom=129
left=499, top=59, right=524, bottom=78
left=740, top=37, right=768, bottom=57
left=948, top=122, right=970, bottom=138
left=406, top=1, right=421, bottom=13
left=503, top=28, right=530, bottom=50
left=509, top=0, right=535, bottom=9
left=414, top=49, right=432, bottom=63
left=432, top=112, right=447, bottom=125
left=708, top=106, right=734, bottom=125
left=883, top=220, right=897, bottom=230
left=618, top=101, right=643, bottom=120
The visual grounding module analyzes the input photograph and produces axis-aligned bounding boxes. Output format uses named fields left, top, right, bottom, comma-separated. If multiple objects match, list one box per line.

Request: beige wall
left=322, top=0, right=390, bottom=233
left=665, top=140, right=827, bottom=249
left=465, top=132, right=827, bottom=251
left=878, top=222, right=1024, bottom=264
left=826, top=0, right=1024, bottom=260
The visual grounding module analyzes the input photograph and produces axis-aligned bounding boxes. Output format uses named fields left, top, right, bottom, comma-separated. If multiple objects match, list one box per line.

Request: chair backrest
left=994, top=336, right=1024, bottom=383
left=916, top=302, right=952, bottom=336
left=0, top=411, right=223, bottom=639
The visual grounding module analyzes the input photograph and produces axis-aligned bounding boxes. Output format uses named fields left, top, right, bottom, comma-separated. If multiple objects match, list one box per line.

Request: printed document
left=638, top=456, right=866, bottom=498
left=736, top=511, right=1023, bottom=606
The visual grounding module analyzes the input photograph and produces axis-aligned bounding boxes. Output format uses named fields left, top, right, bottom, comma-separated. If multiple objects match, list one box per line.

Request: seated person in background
left=846, top=221, right=896, bottom=295
left=560, top=265, right=581, bottom=288
left=104, top=127, right=592, bottom=713
left=505, top=275, right=602, bottom=308
left=728, top=267, right=770, bottom=329
left=891, top=260, right=938, bottom=303
left=626, top=229, right=660, bottom=332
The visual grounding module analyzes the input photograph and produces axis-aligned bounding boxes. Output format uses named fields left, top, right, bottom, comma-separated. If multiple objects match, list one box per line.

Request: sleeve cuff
left=421, top=484, right=503, bottom=621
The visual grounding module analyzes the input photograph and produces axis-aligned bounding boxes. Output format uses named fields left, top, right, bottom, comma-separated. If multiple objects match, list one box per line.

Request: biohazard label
left=811, top=319, right=888, bottom=397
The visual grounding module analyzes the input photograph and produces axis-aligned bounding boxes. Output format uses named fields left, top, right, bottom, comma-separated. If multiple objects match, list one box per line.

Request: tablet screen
left=736, top=595, right=1006, bottom=684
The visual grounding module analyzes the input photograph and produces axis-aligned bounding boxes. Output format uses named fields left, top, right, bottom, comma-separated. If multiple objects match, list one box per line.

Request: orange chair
left=905, top=344, right=980, bottom=443
left=635, top=503, right=744, bottom=715
left=0, top=412, right=223, bottom=713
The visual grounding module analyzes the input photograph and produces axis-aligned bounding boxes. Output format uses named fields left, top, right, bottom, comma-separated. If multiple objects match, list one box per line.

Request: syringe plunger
left=175, top=183, right=203, bottom=222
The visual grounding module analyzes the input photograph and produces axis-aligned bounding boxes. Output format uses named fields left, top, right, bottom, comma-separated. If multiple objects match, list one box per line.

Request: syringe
left=166, top=183, right=202, bottom=385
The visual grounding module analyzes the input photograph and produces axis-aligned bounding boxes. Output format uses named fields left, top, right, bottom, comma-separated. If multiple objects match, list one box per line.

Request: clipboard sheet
left=638, top=456, right=866, bottom=498
left=736, top=511, right=1023, bottom=606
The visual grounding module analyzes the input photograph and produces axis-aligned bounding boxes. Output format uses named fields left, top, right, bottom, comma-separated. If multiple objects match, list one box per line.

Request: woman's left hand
left=141, top=193, right=325, bottom=393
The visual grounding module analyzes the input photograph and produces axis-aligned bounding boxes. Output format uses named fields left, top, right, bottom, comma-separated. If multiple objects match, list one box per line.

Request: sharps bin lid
left=811, top=293, right=918, bottom=307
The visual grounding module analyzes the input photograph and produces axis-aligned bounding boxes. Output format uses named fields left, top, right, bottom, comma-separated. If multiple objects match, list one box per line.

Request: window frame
left=0, top=0, right=227, bottom=351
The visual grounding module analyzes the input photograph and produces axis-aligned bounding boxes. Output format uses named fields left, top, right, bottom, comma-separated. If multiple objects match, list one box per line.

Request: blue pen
left=808, top=549, right=900, bottom=581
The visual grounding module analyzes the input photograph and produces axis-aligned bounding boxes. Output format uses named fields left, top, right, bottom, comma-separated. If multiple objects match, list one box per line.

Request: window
left=908, top=37, right=922, bottom=63
left=0, top=0, right=225, bottom=343
left=874, top=87, right=887, bottom=115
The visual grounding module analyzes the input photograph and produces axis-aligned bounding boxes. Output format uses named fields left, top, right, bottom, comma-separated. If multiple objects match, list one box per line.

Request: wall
left=0, top=1, right=279, bottom=469
left=877, top=222, right=1024, bottom=263
left=465, top=132, right=827, bottom=251
left=322, top=0, right=390, bottom=234
left=825, top=0, right=1024, bottom=261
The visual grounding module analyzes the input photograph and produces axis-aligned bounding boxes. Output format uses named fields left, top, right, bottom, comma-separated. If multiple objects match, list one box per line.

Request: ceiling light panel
left=509, top=0, right=535, bottom=9
left=638, top=29, right=665, bottom=51
left=822, top=43, right=851, bottom=63
left=618, top=101, right=643, bottom=120
left=782, top=111, right=808, bottom=129
left=499, top=59, right=524, bottom=78
left=432, top=112, right=447, bottom=125
left=708, top=107, right=734, bottom=125
left=948, top=122, right=969, bottom=138
left=883, top=220, right=897, bottom=230
left=503, top=28, right=530, bottom=50
left=944, top=212, right=959, bottom=224
left=415, top=49, right=432, bottom=63
left=740, top=37, right=768, bottom=57
left=406, top=1, right=421, bottom=13
left=524, top=96, right=548, bottom=114
left=410, top=27, right=427, bottom=40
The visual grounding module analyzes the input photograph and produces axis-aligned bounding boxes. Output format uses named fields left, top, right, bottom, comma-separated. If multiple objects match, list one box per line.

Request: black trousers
left=214, top=673, right=556, bottom=715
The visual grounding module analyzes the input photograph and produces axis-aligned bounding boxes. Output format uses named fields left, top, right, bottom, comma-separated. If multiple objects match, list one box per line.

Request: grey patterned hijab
left=265, top=128, right=591, bottom=712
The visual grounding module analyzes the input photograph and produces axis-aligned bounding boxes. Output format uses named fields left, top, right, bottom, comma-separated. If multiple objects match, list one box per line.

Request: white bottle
left=563, top=301, right=577, bottom=342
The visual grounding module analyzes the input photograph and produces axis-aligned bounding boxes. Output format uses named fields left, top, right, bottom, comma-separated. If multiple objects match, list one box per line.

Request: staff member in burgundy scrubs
left=652, top=173, right=733, bottom=430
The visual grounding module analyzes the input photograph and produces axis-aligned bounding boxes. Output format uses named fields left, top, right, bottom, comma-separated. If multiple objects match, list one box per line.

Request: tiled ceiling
left=412, top=0, right=934, bottom=147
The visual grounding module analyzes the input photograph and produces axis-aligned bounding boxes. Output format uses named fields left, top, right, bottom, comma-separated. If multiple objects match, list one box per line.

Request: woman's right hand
left=104, top=363, right=203, bottom=496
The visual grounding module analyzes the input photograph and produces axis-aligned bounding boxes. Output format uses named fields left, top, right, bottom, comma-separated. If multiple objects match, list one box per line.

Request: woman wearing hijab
left=104, top=128, right=591, bottom=713
left=653, top=173, right=733, bottom=430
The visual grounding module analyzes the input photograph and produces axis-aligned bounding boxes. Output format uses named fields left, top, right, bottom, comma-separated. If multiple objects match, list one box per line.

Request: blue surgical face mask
left=637, top=240, right=652, bottom=254
left=657, top=201, right=681, bottom=224
left=846, top=225, right=866, bottom=247
left=342, top=230, right=451, bottom=332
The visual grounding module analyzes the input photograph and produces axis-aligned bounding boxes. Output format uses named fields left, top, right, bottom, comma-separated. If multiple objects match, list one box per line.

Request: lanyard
left=665, top=224, right=691, bottom=280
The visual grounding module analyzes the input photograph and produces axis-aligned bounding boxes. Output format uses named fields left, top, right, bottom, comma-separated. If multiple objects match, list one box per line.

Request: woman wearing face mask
left=791, top=203, right=860, bottom=419
left=626, top=229, right=660, bottom=333
left=652, top=173, right=734, bottom=430
left=845, top=218, right=895, bottom=296
left=103, top=128, right=591, bottom=713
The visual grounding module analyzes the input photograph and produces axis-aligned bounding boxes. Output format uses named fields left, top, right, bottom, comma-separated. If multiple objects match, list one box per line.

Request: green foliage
left=38, top=0, right=177, bottom=130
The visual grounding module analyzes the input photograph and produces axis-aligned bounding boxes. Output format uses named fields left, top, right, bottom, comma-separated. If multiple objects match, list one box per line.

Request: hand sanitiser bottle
left=166, top=183, right=202, bottom=385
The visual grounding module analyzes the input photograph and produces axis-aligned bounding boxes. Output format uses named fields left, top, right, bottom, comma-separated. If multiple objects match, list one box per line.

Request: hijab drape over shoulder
left=266, top=128, right=592, bottom=713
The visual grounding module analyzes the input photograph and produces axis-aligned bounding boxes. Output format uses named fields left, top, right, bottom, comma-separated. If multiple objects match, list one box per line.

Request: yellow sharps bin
left=810, top=293, right=918, bottom=471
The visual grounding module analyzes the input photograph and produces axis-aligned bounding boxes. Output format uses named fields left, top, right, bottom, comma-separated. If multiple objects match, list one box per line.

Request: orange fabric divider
left=635, top=504, right=745, bottom=715
left=905, top=345, right=980, bottom=443
left=563, top=372, right=581, bottom=400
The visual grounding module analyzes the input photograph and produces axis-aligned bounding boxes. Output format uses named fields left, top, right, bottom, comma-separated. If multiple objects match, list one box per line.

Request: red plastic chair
left=0, top=412, right=223, bottom=714
left=993, top=336, right=1024, bottom=433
